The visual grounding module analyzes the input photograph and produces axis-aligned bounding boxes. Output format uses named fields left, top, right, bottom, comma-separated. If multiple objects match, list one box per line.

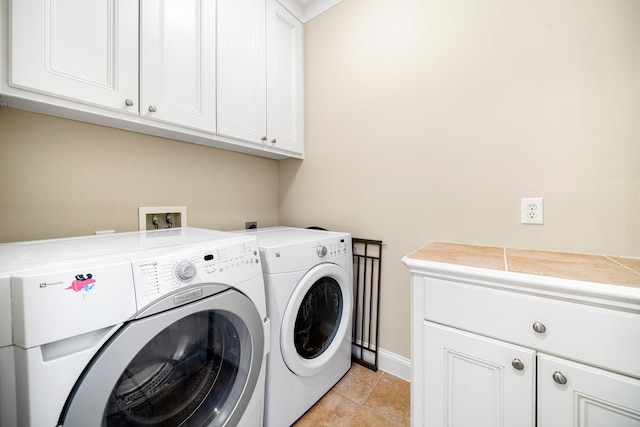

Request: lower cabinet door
left=423, top=322, right=536, bottom=427
left=538, top=353, right=640, bottom=427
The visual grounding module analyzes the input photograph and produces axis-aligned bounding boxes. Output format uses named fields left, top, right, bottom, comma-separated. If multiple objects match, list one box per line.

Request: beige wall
left=1, top=0, right=639, bottom=363
left=279, top=0, right=640, bottom=358
left=0, top=108, right=279, bottom=242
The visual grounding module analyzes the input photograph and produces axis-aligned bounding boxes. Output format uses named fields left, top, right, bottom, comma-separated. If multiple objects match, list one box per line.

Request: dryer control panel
left=314, top=239, right=351, bottom=259
left=259, top=235, right=352, bottom=274
left=129, top=240, right=261, bottom=310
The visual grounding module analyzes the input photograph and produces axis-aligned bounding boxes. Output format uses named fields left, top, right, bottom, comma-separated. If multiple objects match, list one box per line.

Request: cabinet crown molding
left=277, top=0, right=342, bottom=23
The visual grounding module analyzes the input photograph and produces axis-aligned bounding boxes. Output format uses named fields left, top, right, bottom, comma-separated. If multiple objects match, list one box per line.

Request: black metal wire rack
left=351, top=238, right=383, bottom=371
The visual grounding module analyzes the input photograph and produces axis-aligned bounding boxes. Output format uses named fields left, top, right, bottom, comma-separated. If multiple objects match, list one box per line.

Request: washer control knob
left=176, top=261, right=197, bottom=281
left=316, top=245, right=328, bottom=257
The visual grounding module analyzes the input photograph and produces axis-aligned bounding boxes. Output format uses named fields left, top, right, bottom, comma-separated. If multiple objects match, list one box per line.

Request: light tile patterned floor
left=292, top=363, right=410, bottom=427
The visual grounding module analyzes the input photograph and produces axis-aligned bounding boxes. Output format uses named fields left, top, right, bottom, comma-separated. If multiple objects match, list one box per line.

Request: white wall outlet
left=139, top=206, right=187, bottom=230
left=521, top=198, right=543, bottom=224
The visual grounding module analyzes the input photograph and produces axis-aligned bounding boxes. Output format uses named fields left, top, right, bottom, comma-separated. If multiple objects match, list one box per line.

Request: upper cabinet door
left=9, top=0, right=139, bottom=113
left=266, top=0, right=304, bottom=156
left=140, top=0, right=216, bottom=133
left=217, top=0, right=267, bottom=144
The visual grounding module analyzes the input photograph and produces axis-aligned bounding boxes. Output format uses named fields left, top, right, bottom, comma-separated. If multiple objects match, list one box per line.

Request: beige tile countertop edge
left=405, top=242, right=640, bottom=289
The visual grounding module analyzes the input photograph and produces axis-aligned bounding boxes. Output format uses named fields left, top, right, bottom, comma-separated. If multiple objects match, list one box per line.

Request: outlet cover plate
left=521, top=198, right=543, bottom=224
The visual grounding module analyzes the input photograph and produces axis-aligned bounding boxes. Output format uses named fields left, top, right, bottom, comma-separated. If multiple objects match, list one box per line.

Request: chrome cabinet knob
left=261, top=136, right=267, bottom=142
left=532, top=322, right=547, bottom=333
left=511, top=359, right=525, bottom=371
left=271, top=138, right=277, bottom=144
left=552, top=371, right=567, bottom=385
left=148, top=105, right=157, bottom=113
left=125, top=99, right=134, bottom=107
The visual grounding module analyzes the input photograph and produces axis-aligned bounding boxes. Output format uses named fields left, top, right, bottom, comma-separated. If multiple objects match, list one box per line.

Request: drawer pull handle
left=511, top=359, right=525, bottom=371
left=532, top=322, right=547, bottom=333
left=552, top=371, right=567, bottom=385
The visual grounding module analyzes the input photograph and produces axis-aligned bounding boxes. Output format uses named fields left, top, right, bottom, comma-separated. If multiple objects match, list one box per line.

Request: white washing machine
left=240, top=227, right=353, bottom=427
left=0, top=227, right=269, bottom=427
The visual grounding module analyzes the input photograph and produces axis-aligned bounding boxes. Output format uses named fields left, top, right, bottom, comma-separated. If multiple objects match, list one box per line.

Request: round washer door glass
left=105, top=311, right=240, bottom=426
left=280, top=263, right=352, bottom=377
left=60, top=289, right=264, bottom=427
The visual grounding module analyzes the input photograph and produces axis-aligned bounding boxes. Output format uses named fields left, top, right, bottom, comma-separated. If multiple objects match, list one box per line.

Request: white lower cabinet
left=408, top=271, right=640, bottom=427
left=538, top=353, right=640, bottom=426
left=424, top=322, right=536, bottom=427
left=424, top=322, right=640, bottom=427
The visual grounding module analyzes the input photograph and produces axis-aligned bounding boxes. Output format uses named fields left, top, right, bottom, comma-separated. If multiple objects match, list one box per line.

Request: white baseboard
left=378, top=348, right=411, bottom=382
left=352, top=343, right=411, bottom=382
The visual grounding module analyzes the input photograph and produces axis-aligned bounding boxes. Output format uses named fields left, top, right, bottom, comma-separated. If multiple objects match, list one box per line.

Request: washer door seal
left=280, top=263, right=352, bottom=377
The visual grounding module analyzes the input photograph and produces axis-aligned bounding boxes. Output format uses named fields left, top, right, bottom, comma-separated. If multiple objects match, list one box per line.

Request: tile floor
left=292, top=363, right=410, bottom=427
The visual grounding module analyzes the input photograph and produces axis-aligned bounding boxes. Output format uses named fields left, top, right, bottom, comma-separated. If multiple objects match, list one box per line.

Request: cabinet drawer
left=422, top=277, right=640, bottom=379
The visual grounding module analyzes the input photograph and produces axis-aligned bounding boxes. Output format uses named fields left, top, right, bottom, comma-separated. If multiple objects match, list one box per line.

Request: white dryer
left=241, top=227, right=353, bottom=427
left=0, top=227, right=269, bottom=427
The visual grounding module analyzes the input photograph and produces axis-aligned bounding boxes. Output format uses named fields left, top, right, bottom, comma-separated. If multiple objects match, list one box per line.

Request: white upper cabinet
left=267, top=0, right=304, bottom=155
left=216, top=0, right=267, bottom=144
left=3, top=0, right=303, bottom=159
left=217, top=0, right=304, bottom=157
left=9, top=0, right=139, bottom=114
left=140, top=0, right=216, bottom=133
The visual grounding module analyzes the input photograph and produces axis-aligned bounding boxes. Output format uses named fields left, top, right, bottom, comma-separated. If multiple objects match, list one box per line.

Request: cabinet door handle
left=511, top=359, right=525, bottom=371
left=148, top=105, right=157, bottom=113
left=532, top=322, right=547, bottom=333
left=125, top=99, right=134, bottom=107
left=552, top=371, right=567, bottom=385
left=261, top=136, right=267, bottom=142
left=271, top=138, right=277, bottom=144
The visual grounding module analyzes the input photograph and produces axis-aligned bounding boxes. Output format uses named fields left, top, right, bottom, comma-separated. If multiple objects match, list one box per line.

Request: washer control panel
left=313, top=238, right=350, bottom=260
left=129, top=240, right=261, bottom=309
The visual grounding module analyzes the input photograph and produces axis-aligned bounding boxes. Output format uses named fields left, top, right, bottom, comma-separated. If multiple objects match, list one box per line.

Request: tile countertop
left=407, top=242, right=640, bottom=288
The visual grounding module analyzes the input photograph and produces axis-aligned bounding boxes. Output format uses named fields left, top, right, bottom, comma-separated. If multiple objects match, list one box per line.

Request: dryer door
left=280, top=263, right=352, bottom=377
left=59, top=288, right=264, bottom=427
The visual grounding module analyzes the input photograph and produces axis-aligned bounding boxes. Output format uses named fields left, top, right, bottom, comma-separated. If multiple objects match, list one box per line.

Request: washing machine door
left=280, top=263, right=352, bottom=377
left=59, top=287, right=264, bottom=427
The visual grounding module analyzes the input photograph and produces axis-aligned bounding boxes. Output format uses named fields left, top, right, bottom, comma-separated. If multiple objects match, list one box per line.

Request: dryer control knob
left=176, top=261, right=197, bottom=281
left=316, top=245, right=328, bottom=257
